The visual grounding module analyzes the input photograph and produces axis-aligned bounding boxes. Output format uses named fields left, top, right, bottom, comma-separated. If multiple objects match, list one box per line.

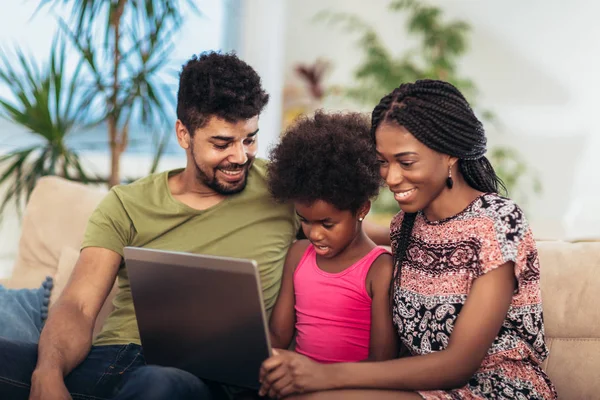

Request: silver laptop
left=124, top=247, right=272, bottom=389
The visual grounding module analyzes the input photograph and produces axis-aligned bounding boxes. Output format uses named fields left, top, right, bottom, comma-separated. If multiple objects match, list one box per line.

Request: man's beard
left=191, top=146, right=252, bottom=195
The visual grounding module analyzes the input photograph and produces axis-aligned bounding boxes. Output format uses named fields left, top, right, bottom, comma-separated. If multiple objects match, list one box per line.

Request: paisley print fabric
left=391, top=193, right=557, bottom=399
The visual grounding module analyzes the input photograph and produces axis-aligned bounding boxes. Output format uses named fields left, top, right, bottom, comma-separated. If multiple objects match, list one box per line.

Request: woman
left=259, top=80, right=557, bottom=399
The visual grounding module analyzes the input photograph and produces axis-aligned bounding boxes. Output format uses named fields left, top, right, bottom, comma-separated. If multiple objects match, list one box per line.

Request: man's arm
left=363, top=219, right=391, bottom=246
left=30, top=247, right=121, bottom=397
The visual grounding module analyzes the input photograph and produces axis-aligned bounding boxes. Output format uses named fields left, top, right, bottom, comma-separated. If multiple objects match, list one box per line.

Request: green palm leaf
left=0, top=32, right=101, bottom=218
left=38, top=0, right=199, bottom=185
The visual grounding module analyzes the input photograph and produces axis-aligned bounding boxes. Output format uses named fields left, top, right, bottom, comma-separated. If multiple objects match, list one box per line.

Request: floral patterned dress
left=391, top=193, right=557, bottom=399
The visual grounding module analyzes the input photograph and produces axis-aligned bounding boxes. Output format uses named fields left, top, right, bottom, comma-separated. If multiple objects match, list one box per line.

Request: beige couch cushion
left=3, top=176, right=115, bottom=336
left=5, top=177, right=107, bottom=289
left=537, top=240, right=600, bottom=399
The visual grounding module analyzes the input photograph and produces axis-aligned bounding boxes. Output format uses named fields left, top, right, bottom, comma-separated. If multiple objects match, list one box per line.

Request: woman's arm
left=269, top=240, right=310, bottom=349
left=366, top=253, right=397, bottom=361
left=331, top=261, right=516, bottom=390
left=363, top=220, right=391, bottom=246
left=260, top=261, right=516, bottom=396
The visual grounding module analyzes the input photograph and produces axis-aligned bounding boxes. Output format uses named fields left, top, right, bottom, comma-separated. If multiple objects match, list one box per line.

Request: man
left=0, top=52, right=389, bottom=400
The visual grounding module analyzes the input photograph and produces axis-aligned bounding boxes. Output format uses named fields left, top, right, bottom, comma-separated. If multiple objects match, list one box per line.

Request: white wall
left=283, top=0, right=600, bottom=240
left=237, top=0, right=287, bottom=159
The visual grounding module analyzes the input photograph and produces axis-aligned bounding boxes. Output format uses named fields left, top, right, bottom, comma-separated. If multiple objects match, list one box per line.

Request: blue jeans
left=0, top=337, right=228, bottom=399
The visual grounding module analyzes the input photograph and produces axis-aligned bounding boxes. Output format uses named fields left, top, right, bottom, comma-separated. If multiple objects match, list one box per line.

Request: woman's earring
left=358, top=217, right=364, bottom=222
left=446, top=166, right=454, bottom=189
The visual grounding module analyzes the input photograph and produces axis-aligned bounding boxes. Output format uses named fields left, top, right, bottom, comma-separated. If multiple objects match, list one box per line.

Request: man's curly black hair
left=177, top=51, right=269, bottom=134
left=268, top=111, right=382, bottom=214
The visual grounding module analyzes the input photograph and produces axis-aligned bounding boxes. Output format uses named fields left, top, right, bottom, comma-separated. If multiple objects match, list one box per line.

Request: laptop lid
left=124, top=246, right=272, bottom=389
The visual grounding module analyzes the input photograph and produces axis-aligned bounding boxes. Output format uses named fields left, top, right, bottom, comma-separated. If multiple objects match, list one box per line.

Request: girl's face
left=375, top=122, right=453, bottom=214
left=295, top=200, right=368, bottom=259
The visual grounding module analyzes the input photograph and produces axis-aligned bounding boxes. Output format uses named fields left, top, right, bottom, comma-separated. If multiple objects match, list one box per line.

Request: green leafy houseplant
left=317, top=0, right=541, bottom=214
left=0, top=1, right=199, bottom=219
left=0, top=34, right=103, bottom=217
left=38, top=0, right=198, bottom=187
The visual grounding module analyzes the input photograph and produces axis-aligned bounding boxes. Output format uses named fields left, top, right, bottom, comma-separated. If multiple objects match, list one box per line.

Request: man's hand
left=34, top=247, right=121, bottom=393
left=30, top=369, right=71, bottom=400
left=259, top=349, right=333, bottom=398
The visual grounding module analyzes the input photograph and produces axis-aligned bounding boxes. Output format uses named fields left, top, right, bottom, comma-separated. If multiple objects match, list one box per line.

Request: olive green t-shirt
left=83, top=158, right=298, bottom=346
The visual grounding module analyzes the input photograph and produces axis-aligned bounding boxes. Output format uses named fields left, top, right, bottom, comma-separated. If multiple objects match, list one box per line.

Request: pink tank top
left=293, top=245, right=390, bottom=363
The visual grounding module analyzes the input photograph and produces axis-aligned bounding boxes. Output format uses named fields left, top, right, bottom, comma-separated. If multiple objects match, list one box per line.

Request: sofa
left=1, top=176, right=599, bottom=399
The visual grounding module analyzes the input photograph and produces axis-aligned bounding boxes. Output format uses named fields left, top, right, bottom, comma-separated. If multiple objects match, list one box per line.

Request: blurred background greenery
left=285, top=0, right=541, bottom=221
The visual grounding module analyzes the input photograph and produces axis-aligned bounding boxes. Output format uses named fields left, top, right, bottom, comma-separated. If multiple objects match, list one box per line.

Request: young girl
left=266, top=111, right=397, bottom=364
left=259, top=80, right=557, bottom=400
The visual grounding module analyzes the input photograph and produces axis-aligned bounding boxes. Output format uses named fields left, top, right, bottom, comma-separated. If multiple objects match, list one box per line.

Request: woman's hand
left=259, top=349, right=333, bottom=398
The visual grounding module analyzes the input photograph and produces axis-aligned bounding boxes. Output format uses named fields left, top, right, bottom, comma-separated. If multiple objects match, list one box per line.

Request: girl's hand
left=259, top=349, right=332, bottom=398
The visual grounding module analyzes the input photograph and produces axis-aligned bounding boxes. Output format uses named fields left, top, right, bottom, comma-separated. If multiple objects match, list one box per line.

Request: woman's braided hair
left=371, top=79, right=506, bottom=292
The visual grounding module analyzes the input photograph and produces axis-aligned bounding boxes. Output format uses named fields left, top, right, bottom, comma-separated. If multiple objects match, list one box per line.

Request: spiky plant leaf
left=0, top=33, right=101, bottom=218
